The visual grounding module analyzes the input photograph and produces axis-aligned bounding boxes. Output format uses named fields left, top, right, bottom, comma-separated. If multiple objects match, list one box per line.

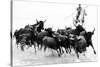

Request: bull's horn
left=36, top=19, right=38, bottom=23
left=44, top=19, right=46, bottom=23
left=92, top=28, right=95, bottom=34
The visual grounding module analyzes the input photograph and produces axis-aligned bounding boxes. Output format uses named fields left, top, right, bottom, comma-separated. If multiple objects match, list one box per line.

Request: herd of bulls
left=13, top=19, right=96, bottom=59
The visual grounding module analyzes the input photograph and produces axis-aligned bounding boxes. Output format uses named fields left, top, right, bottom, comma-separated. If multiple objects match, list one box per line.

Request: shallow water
left=12, top=40, right=97, bottom=66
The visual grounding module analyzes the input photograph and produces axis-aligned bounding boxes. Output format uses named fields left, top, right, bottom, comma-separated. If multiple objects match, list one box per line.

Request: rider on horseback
left=76, top=4, right=82, bottom=23
left=74, top=4, right=87, bottom=26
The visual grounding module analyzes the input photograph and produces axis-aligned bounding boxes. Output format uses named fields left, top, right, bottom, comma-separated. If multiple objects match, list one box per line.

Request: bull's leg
left=55, top=47, right=61, bottom=57
left=36, top=43, right=39, bottom=50
left=20, top=45, right=24, bottom=51
left=26, top=41, right=31, bottom=49
left=62, top=49, right=64, bottom=54
left=76, top=51, right=79, bottom=59
left=26, top=46, right=30, bottom=49
left=40, top=46, right=42, bottom=50
left=16, top=44, right=19, bottom=48
left=34, top=44, right=36, bottom=53
left=91, top=44, right=96, bottom=54
left=59, top=47, right=62, bottom=55
left=39, top=44, right=43, bottom=50
left=83, top=52, right=86, bottom=56
left=60, top=47, right=64, bottom=54
left=57, top=50, right=61, bottom=57
left=29, top=41, right=32, bottom=47
left=90, top=41, right=96, bottom=54
left=69, top=46, right=72, bottom=54
left=37, top=42, right=42, bottom=50
left=68, top=48, right=71, bottom=54
left=74, top=48, right=79, bottom=59
left=69, top=48, right=71, bottom=54
left=44, top=46, right=47, bottom=52
left=67, top=48, right=70, bottom=54
left=16, top=40, right=19, bottom=48
left=67, top=48, right=71, bottom=54
left=65, top=48, right=68, bottom=54
left=34, top=42, right=37, bottom=53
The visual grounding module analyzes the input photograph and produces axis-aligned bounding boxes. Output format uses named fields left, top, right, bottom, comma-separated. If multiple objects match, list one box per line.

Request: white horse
left=73, top=6, right=87, bottom=27
left=78, top=7, right=87, bottom=23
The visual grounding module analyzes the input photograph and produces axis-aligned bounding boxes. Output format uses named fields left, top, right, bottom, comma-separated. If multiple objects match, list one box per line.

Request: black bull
left=36, top=28, right=54, bottom=49
left=40, top=29, right=96, bottom=58
left=42, top=36, right=62, bottom=57
left=40, top=33, right=72, bottom=56
left=13, top=21, right=96, bottom=58
left=70, top=29, right=96, bottom=58
left=13, top=20, right=45, bottom=51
